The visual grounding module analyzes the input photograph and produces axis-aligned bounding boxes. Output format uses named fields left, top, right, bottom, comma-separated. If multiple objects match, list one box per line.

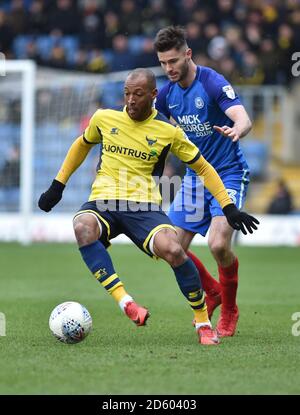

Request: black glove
left=38, top=179, right=65, bottom=212
left=223, top=203, right=260, bottom=235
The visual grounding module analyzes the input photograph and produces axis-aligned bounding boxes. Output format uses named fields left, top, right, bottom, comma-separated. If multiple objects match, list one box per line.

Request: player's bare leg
left=173, top=227, right=195, bottom=252
left=73, top=213, right=149, bottom=326
left=175, top=227, right=222, bottom=319
left=153, top=228, right=219, bottom=345
left=208, top=216, right=239, bottom=337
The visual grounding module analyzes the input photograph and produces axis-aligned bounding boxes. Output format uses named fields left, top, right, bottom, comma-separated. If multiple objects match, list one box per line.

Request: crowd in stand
left=0, top=0, right=299, bottom=84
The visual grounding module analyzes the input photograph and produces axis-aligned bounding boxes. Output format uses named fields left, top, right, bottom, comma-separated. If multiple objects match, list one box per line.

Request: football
left=49, top=301, right=92, bottom=344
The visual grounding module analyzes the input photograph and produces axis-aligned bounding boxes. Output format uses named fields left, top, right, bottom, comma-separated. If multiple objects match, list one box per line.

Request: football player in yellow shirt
left=39, top=68, right=259, bottom=345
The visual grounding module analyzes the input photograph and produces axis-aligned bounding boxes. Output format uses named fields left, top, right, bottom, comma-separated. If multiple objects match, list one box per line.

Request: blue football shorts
left=74, top=200, right=175, bottom=257
left=168, top=169, right=250, bottom=236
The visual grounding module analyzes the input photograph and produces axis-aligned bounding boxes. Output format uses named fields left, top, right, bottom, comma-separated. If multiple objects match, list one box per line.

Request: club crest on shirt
left=146, top=136, right=157, bottom=146
left=195, top=96, right=204, bottom=109
left=222, top=85, right=236, bottom=99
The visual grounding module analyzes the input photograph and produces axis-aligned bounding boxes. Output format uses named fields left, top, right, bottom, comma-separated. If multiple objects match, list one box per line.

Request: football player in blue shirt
left=154, top=26, right=253, bottom=337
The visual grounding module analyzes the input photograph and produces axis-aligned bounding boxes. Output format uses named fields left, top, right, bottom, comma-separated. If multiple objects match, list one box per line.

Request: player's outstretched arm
left=213, top=105, right=252, bottom=142
left=189, top=155, right=259, bottom=235
left=38, top=136, right=94, bottom=212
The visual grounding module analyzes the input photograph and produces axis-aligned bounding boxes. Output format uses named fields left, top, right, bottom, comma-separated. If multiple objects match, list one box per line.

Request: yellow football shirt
left=84, top=107, right=200, bottom=204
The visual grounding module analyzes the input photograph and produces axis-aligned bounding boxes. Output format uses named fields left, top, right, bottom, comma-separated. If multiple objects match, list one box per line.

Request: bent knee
left=73, top=214, right=100, bottom=246
left=160, top=241, right=186, bottom=266
left=165, top=242, right=183, bottom=259
left=209, top=240, right=229, bottom=260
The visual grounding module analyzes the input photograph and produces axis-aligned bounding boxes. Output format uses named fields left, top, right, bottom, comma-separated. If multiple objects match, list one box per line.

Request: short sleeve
left=201, top=67, right=241, bottom=112
left=83, top=110, right=103, bottom=144
left=170, top=126, right=200, bottom=164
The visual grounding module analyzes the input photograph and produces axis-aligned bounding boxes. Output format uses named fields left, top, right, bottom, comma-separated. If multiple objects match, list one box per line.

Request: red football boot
left=124, top=301, right=150, bottom=326
left=197, top=325, right=220, bottom=345
left=216, top=306, right=239, bottom=337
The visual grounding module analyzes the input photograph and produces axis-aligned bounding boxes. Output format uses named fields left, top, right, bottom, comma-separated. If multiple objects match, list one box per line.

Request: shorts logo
left=227, top=188, right=237, bottom=205
left=222, top=85, right=236, bottom=99
left=195, top=97, right=204, bottom=109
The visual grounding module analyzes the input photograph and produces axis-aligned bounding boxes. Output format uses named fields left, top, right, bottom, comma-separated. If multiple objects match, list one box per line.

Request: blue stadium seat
left=100, top=82, right=123, bottom=108
left=0, top=123, right=16, bottom=140
left=13, top=35, right=33, bottom=59
left=128, top=36, right=146, bottom=54
left=0, top=124, right=19, bottom=168
left=0, top=188, right=20, bottom=212
left=7, top=0, right=34, bottom=10
left=60, top=36, right=79, bottom=64
left=0, top=123, right=20, bottom=148
left=35, top=124, right=61, bottom=154
left=102, top=50, right=114, bottom=67
left=36, top=36, right=54, bottom=60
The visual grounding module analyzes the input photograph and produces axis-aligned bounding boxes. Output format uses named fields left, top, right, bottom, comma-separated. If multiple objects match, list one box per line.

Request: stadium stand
left=0, top=0, right=298, bottom=84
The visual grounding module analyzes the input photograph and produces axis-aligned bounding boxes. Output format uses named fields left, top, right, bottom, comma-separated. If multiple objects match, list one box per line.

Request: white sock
left=195, top=322, right=212, bottom=331
left=119, top=295, right=134, bottom=312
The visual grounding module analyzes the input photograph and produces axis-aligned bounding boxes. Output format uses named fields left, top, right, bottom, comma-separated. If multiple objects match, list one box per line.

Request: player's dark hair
left=127, top=68, right=156, bottom=90
left=154, top=26, right=188, bottom=52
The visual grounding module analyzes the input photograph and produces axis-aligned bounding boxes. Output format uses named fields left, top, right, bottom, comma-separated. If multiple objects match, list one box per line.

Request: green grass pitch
left=0, top=242, right=299, bottom=395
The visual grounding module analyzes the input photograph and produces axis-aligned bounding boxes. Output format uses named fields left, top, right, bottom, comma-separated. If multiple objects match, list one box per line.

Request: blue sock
left=172, top=258, right=205, bottom=310
left=79, top=240, right=123, bottom=294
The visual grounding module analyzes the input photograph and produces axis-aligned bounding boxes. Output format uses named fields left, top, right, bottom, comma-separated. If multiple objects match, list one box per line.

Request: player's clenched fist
left=38, top=179, right=65, bottom=212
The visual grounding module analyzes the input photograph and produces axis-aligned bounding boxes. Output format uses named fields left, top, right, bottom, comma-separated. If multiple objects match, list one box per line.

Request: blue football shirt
left=155, top=66, right=249, bottom=176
